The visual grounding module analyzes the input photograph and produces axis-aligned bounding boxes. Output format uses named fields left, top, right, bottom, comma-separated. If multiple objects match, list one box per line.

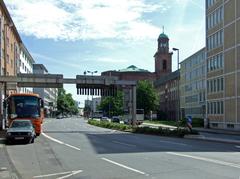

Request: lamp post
left=173, top=48, right=180, bottom=122
left=86, top=71, right=97, bottom=119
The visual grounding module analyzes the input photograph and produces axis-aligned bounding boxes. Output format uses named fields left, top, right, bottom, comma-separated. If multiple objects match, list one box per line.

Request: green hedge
left=88, top=120, right=198, bottom=137
left=88, top=120, right=132, bottom=131
left=132, top=126, right=198, bottom=137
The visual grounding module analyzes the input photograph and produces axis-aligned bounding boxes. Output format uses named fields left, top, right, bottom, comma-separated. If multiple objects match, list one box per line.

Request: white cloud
left=5, top=0, right=168, bottom=41
left=96, top=57, right=128, bottom=63
left=31, top=52, right=84, bottom=69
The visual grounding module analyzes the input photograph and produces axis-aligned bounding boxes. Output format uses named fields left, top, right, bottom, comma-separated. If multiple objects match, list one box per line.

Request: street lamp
left=172, top=48, right=180, bottom=122
left=86, top=71, right=98, bottom=119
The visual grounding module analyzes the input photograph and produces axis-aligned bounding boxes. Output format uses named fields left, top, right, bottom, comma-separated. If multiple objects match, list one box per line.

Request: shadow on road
left=85, top=133, right=240, bottom=154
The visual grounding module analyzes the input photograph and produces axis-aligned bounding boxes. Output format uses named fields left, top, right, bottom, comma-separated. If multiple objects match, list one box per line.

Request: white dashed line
left=158, top=140, right=189, bottom=146
left=42, top=133, right=81, bottom=151
left=112, top=141, right=136, bottom=147
left=101, top=157, right=148, bottom=176
left=33, top=170, right=82, bottom=178
left=167, top=152, right=240, bottom=169
left=235, top=145, right=240, bottom=148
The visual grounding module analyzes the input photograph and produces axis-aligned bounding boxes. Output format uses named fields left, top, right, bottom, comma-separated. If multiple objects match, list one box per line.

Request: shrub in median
left=88, top=120, right=131, bottom=131
left=132, top=126, right=197, bottom=137
left=88, top=120, right=198, bottom=137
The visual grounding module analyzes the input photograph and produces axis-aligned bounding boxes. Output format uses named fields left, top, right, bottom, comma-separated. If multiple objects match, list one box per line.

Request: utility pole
left=173, top=48, right=180, bottom=122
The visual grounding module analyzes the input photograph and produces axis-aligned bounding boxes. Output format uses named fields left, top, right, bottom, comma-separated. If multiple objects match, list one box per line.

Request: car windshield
left=11, top=121, right=32, bottom=128
left=8, top=96, right=40, bottom=118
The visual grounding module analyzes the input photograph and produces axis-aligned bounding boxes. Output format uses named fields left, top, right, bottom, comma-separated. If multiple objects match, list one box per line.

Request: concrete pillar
left=0, top=83, right=3, bottom=130
left=132, top=85, right=137, bottom=127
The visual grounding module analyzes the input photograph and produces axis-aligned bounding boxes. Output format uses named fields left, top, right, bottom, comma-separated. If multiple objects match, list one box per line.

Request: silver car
left=6, top=120, right=36, bottom=144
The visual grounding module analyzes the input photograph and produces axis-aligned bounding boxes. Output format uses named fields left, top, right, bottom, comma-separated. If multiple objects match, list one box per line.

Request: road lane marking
left=101, top=157, right=148, bottom=176
left=33, top=170, right=82, bottom=178
left=158, top=140, right=189, bottom=146
left=235, top=145, right=240, bottom=148
left=64, top=144, right=81, bottom=151
left=57, top=170, right=83, bottom=179
left=42, top=132, right=81, bottom=151
left=167, top=152, right=240, bottom=169
left=112, top=141, right=136, bottom=147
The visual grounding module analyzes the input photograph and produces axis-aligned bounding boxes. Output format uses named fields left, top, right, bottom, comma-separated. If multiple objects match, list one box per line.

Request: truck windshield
left=8, top=96, right=40, bottom=118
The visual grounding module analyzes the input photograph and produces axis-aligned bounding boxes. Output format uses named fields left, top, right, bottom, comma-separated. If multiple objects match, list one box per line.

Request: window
left=220, top=78, right=224, bottom=91
left=6, top=54, right=9, bottom=64
left=163, top=60, right=167, bottom=70
left=207, top=77, right=224, bottom=93
left=220, top=101, right=223, bottom=114
left=207, top=100, right=224, bottom=115
left=207, top=53, right=223, bottom=72
left=207, top=6, right=223, bottom=29
left=207, top=30, right=223, bottom=50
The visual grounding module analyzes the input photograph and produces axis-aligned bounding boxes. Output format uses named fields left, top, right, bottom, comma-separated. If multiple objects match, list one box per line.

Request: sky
left=5, top=0, right=205, bottom=107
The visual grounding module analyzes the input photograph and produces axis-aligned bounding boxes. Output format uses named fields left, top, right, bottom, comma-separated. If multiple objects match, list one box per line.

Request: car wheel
left=36, top=133, right=40, bottom=136
left=6, top=140, right=12, bottom=145
left=31, top=138, right=35, bottom=143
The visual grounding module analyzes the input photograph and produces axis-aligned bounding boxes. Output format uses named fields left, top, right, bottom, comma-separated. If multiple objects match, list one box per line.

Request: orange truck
left=5, top=93, right=44, bottom=136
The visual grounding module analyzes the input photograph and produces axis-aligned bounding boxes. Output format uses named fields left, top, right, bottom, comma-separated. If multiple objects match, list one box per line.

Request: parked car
left=111, top=116, right=120, bottom=123
left=100, top=117, right=110, bottom=122
left=56, top=115, right=63, bottom=119
left=6, top=120, right=36, bottom=144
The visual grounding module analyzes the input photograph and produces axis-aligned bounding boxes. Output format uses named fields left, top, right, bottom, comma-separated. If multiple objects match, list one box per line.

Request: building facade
left=0, top=0, right=22, bottom=128
left=18, top=43, right=35, bottom=93
left=180, top=48, right=206, bottom=119
left=33, top=64, right=58, bottom=117
left=154, top=70, right=180, bottom=120
left=206, top=0, right=240, bottom=130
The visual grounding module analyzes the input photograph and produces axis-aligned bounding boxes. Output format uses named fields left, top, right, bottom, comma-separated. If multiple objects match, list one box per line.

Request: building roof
left=154, top=70, right=180, bottom=87
left=118, top=65, right=149, bottom=72
left=33, top=64, right=48, bottom=73
left=180, top=47, right=205, bottom=65
left=20, top=43, right=35, bottom=64
left=158, top=33, right=169, bottom=39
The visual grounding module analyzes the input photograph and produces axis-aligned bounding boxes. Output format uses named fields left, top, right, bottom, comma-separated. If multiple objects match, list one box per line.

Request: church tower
left=154, top=29, right=172, bottom=79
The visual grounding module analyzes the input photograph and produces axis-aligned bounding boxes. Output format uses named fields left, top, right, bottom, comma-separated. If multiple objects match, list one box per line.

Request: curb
left=194, top=128, right=240, bottom=136
left=184, top=135, right=240, bottom=145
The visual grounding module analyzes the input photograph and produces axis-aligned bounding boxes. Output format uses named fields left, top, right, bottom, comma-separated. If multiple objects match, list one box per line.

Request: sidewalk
left=0, top=130, right=21, bottom=179
left=187, top=127, right=240, bottom=145
left=141, top=122, right=240, bottom=145
left=194, top=127, right=240, bottom=135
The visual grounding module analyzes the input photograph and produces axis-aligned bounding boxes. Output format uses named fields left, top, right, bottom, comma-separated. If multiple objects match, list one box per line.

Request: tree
left=57, top=88, right=78, bottom=115
left=136, top=80, right=158, bottom=115
left=98, top=91, right=123, bottom=117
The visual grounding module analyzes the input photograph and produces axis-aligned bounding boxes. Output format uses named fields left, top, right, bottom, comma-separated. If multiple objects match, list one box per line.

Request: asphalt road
left=5, top=117, right=240, bottom=179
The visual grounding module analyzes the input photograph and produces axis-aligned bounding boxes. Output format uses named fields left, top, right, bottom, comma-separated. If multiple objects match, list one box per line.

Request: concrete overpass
left=0, top=74, right=137, bottom=129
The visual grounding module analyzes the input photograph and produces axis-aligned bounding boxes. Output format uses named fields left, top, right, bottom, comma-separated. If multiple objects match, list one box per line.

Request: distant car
left=101, top=117, right=110, bottom=122
left=111, top=116, right=120, bottom=123
left=6, top=120, right=36, bottom=144
left=56, top=115, right=63, bottom=119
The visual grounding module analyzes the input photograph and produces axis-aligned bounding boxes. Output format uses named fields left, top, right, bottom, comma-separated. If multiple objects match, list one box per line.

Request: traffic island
left=88, top=120, right=198, bottom=137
